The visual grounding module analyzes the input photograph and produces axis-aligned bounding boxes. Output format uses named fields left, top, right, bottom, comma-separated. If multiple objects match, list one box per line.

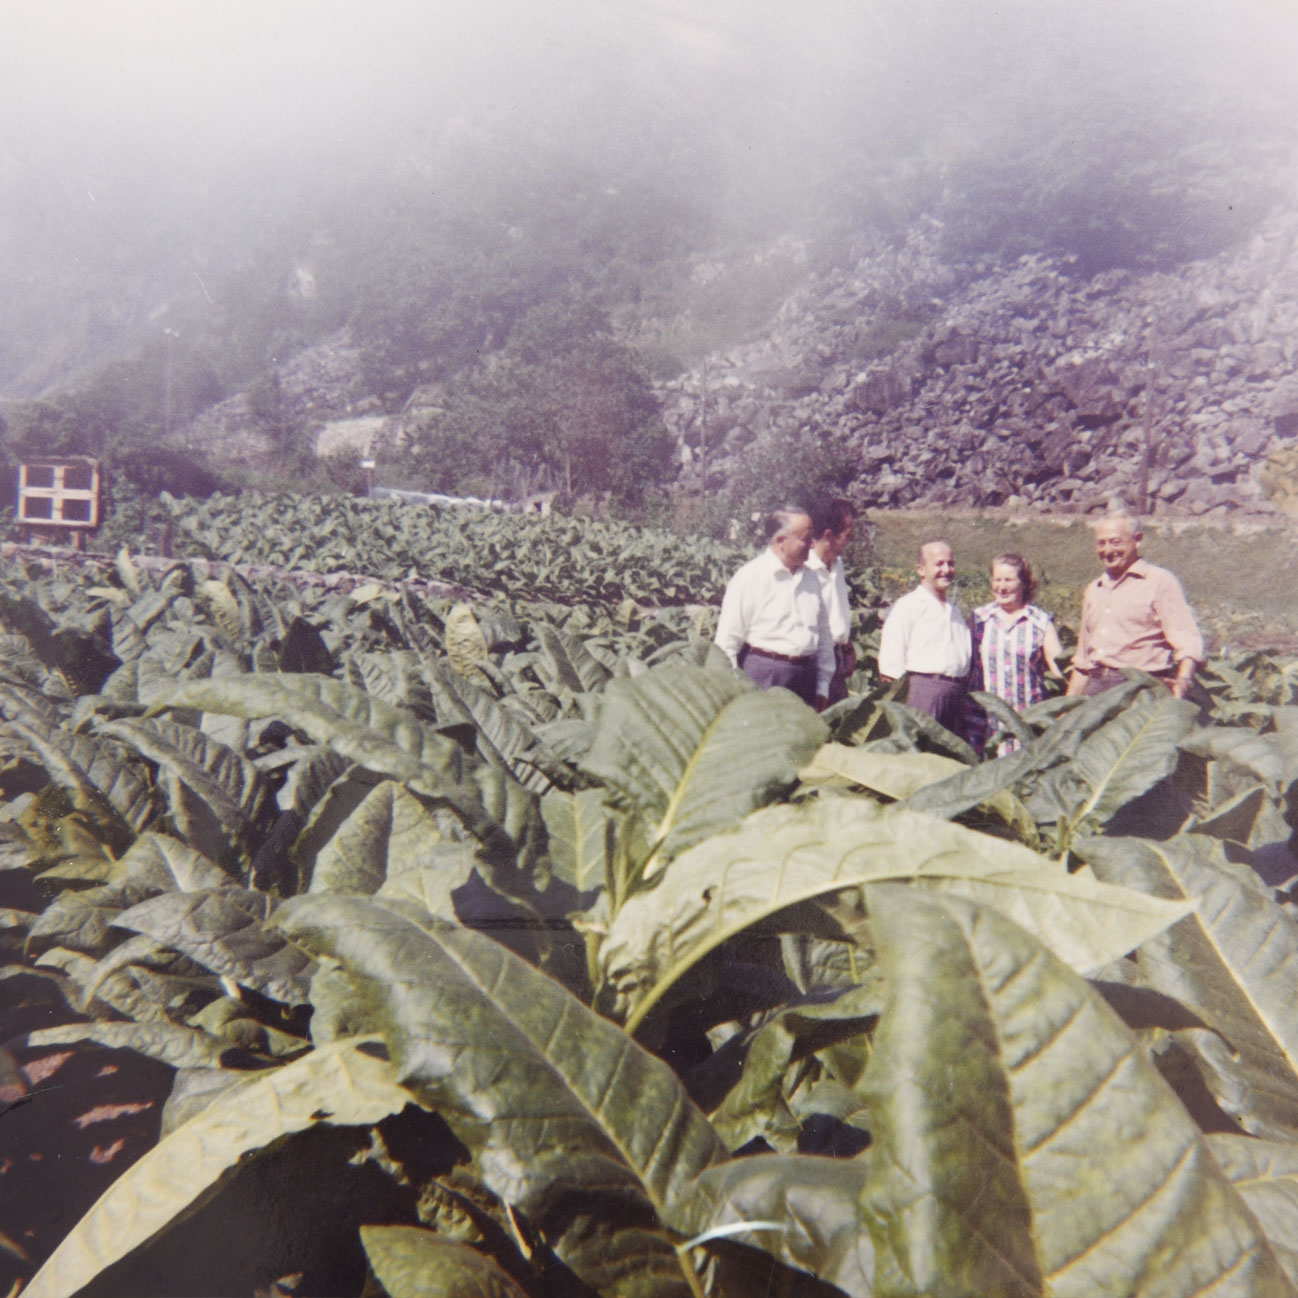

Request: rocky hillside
left=663, top=166, right=1298, bottom=517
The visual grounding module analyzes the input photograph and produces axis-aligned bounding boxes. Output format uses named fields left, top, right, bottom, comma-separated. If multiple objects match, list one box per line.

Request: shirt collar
left=1098, top=557, right=1150, bottom=588
left=986, top=602, right=1030, bottom=623
left=760, top=546, right=800, bottom=579
left=915, top=582, right=951, bottom=607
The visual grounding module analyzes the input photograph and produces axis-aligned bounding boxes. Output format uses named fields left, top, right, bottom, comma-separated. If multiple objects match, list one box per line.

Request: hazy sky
left=6, top=0, right=1296, bottom=176
left=3, top=0, right=1297, bottom=396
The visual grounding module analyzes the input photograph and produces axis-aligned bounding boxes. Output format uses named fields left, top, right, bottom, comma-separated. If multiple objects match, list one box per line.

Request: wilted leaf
left=799, top=743, right=964, bottom=800
left=25, top=1020, right=229, bottom=1069
left=22, top=1037, right=414, bottom=1298
left=444, top=603, right=493, bottom=683
left=710, top=981, right=883, bottom=1152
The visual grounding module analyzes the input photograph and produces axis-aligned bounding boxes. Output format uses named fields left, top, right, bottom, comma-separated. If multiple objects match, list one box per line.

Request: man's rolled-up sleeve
left=1071, top=586, right=1096, bottom=673
left=1154, top=571, right=1204, bottom=665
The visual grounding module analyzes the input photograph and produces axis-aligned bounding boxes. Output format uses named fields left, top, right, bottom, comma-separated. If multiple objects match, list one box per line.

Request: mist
left=3, top=0, right=1298, bottom=397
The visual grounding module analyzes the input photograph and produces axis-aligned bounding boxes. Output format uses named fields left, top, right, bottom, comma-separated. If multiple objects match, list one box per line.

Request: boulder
left=932, top=334, right=979, bottom=366
left=1268, top=376, right=1298, bottom=438
left=850, top=365, right=914, bottom=414
left=1056, top=358, right=1125, bottom=425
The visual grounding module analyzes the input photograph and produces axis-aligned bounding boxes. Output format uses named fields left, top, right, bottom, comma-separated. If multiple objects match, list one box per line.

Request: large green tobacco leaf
left=153, top=673, right=465, bottom=782
left=114, top=887, right=315, bottom=1004
left=1081, top=834, right=1298, bottom=1139
left=799, top=743, right=965, bottom=800
left=859, top=885, right=1294, bottom=1298
left=2, top=720, right=152, bottom=846
left=600, top=797, right=1191, bottom=1032
left=27, top=882, right=147, bottom=954
left=279, top=894, right=727, bottom=1297
left=674, top=1155, right=874, bottom=1298
left=541, top=787, right=615, bottom=894
left=114, top=830, right=234, bottom=892
left=1208, top=1135, right=1298, bottom=1286
left=1026, top=694, right=1198, bottom=844
left=308, top=778, right=445, bottom=895
left=422, top=658, right=568, bottom=793
left=99, top=716, right=262, bottom=864
left=579, top=665, right=827, bottom=875
left=1181, top=725, right=1298, bottom=797
left=805, top=742, right=1037, bottom=837
left=152, top=673, right=517, bottom=858
left=360, top=1225, right=529, bottom=1298
left=99, top=715, right=261, bottom=819
left=22, top=1037, right=413, bottom=1298
left=0, top=677, right=63, bottom=728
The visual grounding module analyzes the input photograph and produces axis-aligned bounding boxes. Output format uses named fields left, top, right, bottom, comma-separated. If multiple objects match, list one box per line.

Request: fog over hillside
left=3, top=0, right=1298, bottom=513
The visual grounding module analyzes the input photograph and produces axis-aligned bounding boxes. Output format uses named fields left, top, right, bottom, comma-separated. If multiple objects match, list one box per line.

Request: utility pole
left=163, top=327, right=178, bottom=437
left=698, top=359, right=708, bottom=489
left=1139, top=302, right=1160, bottom=516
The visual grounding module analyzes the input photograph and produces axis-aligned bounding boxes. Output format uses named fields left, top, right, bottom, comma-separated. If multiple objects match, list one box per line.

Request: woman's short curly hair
left=990, top=552, right=1036, bottom=602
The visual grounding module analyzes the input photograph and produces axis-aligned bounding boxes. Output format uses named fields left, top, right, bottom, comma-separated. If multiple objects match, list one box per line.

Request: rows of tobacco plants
left=3, top=547, right=1298, bottom=1297
left=141, top=491, right=768, bottom=608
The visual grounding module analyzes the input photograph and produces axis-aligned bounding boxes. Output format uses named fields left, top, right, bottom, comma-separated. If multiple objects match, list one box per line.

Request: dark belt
left=909, top=671, right=966, bottom=683
left=742, top=644, right=815, bottom=665
left=1088, top=665, right=1174, bottom=682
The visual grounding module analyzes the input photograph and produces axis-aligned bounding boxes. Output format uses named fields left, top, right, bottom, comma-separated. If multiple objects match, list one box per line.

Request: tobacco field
left=3, top=525, right=1298, bottom=1298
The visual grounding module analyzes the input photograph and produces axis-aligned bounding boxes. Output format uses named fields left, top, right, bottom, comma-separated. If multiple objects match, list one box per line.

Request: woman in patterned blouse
left=967, top=553, right=1063, bottom=755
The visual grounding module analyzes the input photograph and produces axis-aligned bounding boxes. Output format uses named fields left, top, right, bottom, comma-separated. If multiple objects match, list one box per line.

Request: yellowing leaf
left=23, top=1039, right=413, bottom=1298
left=601, top=798, right=1190, bottom=1032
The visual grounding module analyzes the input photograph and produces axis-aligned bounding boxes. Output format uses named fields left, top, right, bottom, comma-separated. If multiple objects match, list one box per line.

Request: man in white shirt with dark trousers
left=877, top=539, right=972, bottom=735
left=806, top=498, right=855, bottom=704
left=714, top=506, right=834, bottom=710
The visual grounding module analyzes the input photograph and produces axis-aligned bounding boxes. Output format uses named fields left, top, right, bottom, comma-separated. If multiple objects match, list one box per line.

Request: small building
left=17, top=457, right=102, bottom=549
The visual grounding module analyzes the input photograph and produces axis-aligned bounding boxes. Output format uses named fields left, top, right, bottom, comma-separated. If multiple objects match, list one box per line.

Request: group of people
left=714, top=504, right=1204, bottom=754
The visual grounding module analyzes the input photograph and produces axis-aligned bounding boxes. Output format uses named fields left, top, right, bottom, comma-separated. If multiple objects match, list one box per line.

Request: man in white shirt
left=715, top=506, right=835, bottom=710
left=877, top=539, right=972, bottom=735
left=806, top=499, right=855, bottom=704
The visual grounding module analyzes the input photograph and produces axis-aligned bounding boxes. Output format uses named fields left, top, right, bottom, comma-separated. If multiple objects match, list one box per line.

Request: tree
left=407, top=302, right=675, bottom=505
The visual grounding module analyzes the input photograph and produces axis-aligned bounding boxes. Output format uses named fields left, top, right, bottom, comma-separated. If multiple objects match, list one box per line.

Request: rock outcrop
left=179, top=328, right=387, bottom=473
left=661, top=173, right=1298, bottom=517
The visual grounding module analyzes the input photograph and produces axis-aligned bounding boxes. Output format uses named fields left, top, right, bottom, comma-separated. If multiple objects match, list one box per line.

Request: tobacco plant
left=2, top=551, right=1297, bottom=1297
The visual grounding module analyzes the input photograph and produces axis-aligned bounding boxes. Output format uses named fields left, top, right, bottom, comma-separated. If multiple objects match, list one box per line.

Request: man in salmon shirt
left=1065, top=512, right=1203, bottom=699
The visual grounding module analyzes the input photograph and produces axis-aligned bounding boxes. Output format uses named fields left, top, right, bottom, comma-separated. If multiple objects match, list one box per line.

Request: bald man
left=877, top=539, right=972, bottom=734
left=1066, top=512, right=1203, bottom=699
